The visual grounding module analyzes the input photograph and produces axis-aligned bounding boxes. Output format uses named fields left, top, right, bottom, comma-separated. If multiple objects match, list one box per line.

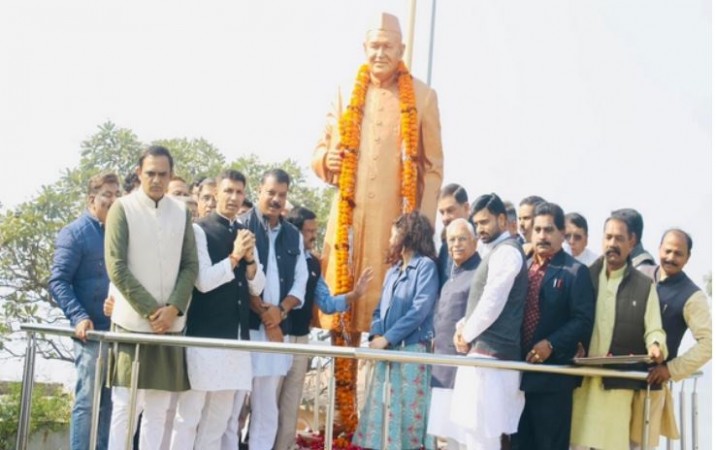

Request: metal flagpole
left=404, top=0, right=418, bottom=70
left=426, top=0, right=438, bottom=86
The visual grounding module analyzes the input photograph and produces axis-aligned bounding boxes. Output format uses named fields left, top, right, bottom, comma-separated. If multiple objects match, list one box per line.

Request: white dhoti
left=428, top=387, right=466, bottom=445
left=451, top=355, right=524, bottom=450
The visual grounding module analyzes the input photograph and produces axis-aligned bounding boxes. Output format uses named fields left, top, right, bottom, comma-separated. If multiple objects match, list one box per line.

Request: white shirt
left=261, top=222, right=307, bottom=307
left=250, top=220, right=308, bottom=377
left=462, top=231, right=523, bottom=343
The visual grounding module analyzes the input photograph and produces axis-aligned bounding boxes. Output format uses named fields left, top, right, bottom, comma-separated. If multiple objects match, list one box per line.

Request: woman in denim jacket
left=353, top=211, right=440, bottom=450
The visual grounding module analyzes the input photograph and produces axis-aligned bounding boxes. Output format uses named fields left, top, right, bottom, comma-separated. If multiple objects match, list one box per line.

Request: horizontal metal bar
left=19, top=323, right=703, bottom=381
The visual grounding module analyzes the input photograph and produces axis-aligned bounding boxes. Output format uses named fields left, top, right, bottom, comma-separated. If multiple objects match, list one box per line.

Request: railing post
left=680, top=380, right=687, bottom=450
left=313, top=356, right=322, bottom=431
left=382, top=362, right=392, bottom=449
left=125, top=343, right=142, bottom=450
left=641, top=383, right=652, bottom=448
left=89, top=340, right=105, bottom=450
left=324, top=357, right=336, bottom=450
left=691, top=377, right=698, bottom=450
left=16, top=331, right=37, bottom=450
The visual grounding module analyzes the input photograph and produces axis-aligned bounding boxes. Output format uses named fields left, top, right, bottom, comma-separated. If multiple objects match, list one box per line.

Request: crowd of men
left=49, top=145, right=711, bottom=450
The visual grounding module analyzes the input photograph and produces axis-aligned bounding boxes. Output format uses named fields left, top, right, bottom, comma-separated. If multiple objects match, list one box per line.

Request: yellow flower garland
left=331, top=61, right=419, bottom=437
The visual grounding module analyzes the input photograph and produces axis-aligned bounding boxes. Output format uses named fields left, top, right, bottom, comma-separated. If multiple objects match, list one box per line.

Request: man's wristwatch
left=244, top=258, right=256, bottom=265
left=279, top=304, right=288, bottom=320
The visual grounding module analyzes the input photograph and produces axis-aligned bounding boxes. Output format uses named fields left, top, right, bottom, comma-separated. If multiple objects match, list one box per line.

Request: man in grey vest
left=570, top=212, right=666, bottom=450
left=428, top=218, right=480, bottom=449
left=451, top=193, right=528, bottom=450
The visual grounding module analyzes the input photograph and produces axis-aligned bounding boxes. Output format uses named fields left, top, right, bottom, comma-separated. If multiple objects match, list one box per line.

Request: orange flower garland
left=330, top=61, right=419, bottom=441
left=397, top=61, right=419, bottom=212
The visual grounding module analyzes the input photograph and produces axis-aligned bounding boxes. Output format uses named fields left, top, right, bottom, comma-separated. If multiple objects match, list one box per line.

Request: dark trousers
left=517, top=390, right=573, bottom=450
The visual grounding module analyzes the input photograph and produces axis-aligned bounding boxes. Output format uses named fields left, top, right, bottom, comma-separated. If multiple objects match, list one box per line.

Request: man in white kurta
left=170, top=171, right=266, bottom=450
left=451, top=194, right=528, bottom=450
left=570, top=216, right=666, bottom=450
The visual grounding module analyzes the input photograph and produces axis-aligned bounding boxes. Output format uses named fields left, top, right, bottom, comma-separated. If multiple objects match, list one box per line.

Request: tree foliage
left=0, top=122, right=330, bottom=362
left=0, top=382, right=71, bottom=449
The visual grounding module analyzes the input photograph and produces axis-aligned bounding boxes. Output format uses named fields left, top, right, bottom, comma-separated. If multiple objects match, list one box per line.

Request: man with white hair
left=428, top=218, right=480, bottom=449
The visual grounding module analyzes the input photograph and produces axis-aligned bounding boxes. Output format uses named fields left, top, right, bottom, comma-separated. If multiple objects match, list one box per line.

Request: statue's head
left=363, top=12, right=405, bottom=82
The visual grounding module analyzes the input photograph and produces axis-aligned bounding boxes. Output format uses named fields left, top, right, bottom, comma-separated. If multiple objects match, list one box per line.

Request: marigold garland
left=330, top=61, right=419, bottom=442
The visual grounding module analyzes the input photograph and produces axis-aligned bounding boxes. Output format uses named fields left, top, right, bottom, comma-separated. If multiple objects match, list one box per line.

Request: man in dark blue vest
left=171, top=169, right=265, bottom=449
left=631, top=229, right=712, bottom=444
left=436, top=183, right=470, bottom=287
left=239, top=168, right=308, bottom=450
left=274, top=206, right=373, bottom=450
left=517, top=202, right=595, bottom=450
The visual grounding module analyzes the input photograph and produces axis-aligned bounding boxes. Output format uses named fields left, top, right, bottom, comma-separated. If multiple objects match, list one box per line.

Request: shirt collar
left=216, top=211, right=238, bottom=226
left=658, top=267, right=688, bottom=285
left=533, top=249, right=559, bottom=268
left=254, top=207, right=282, bottom=232
left=136, top=188, right=165, bottom=208
left=478, top=231, right=511, bottom=257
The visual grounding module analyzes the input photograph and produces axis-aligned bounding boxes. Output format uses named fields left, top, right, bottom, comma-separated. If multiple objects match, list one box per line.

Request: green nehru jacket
left=105, top=190, right=198, bottom=391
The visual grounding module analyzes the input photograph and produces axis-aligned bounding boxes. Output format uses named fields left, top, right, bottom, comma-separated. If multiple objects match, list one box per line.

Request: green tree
left=0, top=382, right=71, bottom=449
left=152, top=137, right=226, bottom=183
left=79, top=121, right=143, bottom=185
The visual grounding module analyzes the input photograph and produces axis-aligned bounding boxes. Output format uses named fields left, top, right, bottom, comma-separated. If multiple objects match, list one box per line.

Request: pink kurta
left=312, top=75, right=443, bottom=332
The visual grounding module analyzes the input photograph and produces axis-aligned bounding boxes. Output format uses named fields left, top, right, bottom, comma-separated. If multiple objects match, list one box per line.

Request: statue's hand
left=326, top=147, right=343, bottom=173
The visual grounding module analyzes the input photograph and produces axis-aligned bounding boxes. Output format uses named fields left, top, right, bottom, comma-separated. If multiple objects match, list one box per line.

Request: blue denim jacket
left=49, top=211, right=111, bottom=330
left=370, top=254, right=439, bottom=346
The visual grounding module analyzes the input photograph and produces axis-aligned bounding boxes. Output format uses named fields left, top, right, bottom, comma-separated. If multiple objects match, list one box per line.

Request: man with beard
left=517, top=202, right=595, bottom=450
left=570, top=213, right=666, bottom=450
left=436, top=184, right=471, bottom=287
left=451, top=193, right=528, bottom=450
left=629, top=229, right=712, bottom=447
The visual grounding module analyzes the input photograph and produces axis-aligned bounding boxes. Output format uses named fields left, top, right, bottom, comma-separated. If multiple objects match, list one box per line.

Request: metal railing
left=15, top=323, right=702, bottom=450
